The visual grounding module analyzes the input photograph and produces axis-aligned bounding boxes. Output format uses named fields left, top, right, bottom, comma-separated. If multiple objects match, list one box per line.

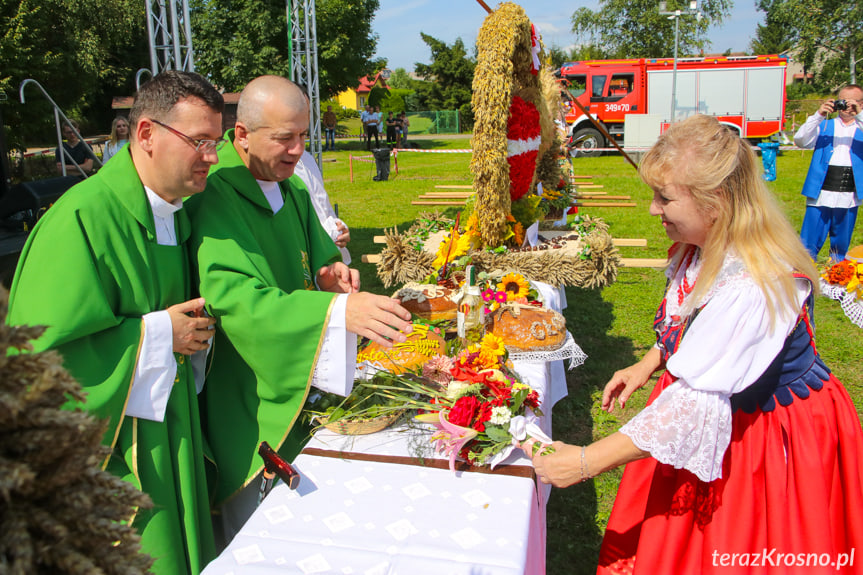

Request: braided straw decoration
left=376, top=227, right=435, bottom=288
left=0, top=291, right=153, bottom=574
left=470, top=2, right=541, bottom=247
left=376, top=219, right=619, bottom=289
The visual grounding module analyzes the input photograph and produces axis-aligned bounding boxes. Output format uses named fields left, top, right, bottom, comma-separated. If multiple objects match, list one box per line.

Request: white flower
left=489, top=406, right=512, bottom=425
left=446, top=380, right=470, bottom=399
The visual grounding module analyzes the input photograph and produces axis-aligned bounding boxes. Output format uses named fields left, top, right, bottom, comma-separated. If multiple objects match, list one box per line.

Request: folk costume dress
left=7, top=149, right=216, bottom=574
left=598, top=244, right=863, bottom=575
left=185, top=131, right=341, bottom=509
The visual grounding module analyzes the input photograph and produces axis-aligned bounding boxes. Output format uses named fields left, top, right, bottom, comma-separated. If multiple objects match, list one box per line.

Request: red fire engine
left=558, top=55, right=788, bottom=155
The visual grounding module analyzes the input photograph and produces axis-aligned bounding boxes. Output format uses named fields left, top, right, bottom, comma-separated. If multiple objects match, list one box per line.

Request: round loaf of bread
left=356, top=323, right=446, bottom=374
left=487, top=306, right=566, bottom=352
left=394, top=283, right=458, bottom=321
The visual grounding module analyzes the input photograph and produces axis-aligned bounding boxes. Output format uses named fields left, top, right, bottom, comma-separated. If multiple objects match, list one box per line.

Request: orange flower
left=823, top=260, right=857, bottom=285
left=513, top=222, right=525, bottom=247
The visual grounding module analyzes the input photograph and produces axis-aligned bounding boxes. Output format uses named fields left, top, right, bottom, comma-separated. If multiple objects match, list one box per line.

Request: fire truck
left=557, top=55, right=788, bottom=155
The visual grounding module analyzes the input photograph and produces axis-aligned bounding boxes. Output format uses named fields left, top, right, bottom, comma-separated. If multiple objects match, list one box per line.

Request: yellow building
left=335, top=72, right=390, bottom=110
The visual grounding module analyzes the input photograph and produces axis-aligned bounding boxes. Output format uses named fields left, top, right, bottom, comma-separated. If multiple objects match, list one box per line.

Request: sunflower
left=433, top=228, right=470, bottom=269
left=480, top=333, right=507, bottom=357
left=497, top=272, right=531, bottom=301
left=463, top=213, right=484, bottom=251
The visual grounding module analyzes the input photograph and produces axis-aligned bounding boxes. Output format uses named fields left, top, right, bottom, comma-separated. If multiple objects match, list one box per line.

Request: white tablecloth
left=202, top=454, right=544, bottom=575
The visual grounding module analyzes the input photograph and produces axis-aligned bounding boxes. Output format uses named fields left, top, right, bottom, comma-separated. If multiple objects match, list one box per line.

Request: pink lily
left=415, top=411, right=478, bottom=472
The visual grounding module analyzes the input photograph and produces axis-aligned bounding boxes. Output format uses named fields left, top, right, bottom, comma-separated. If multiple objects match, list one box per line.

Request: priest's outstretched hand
left=317, top=262, right=360, bottom=293
left=345, top=293, right=412, bottom=348
left=167, top=297, right=217, bottom=355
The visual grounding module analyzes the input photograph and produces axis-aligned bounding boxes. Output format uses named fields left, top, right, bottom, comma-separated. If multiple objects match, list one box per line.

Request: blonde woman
left=529, top=115, right=863, bottom=574
left=102, top=115, right=130, bottom=163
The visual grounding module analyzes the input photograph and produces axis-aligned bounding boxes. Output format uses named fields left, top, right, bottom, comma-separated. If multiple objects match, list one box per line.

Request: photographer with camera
left=794, top=84, right=863, bottom=261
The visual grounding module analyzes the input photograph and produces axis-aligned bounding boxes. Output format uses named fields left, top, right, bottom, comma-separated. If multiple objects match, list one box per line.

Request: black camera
left=834, top=99, right=848, bottom=111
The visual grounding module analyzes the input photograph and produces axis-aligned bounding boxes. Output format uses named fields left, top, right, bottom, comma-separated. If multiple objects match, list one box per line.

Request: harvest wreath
left=375, top=2, right=618, bottom=289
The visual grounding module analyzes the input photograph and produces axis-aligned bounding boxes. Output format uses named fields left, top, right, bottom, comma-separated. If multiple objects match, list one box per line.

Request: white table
left=203, top=284, right=579, bottom=574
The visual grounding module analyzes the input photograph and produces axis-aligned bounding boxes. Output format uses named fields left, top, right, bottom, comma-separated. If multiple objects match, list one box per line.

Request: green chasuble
left=7, top=149, right=216, bottom=574
left=185, top=131, right=341, bottom=505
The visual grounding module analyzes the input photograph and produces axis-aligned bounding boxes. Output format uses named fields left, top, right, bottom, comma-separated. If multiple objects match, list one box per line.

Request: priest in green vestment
left=186, top=75, right=413, bottom=538
left=7, top=71, right=225, bottom=574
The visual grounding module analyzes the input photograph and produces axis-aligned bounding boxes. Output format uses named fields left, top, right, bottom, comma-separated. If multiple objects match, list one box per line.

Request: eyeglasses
left=151, top=119, right=225, bottom=153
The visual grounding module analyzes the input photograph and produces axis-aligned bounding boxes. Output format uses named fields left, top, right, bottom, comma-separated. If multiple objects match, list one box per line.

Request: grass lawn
left=317, top=140, right=862, bottom=574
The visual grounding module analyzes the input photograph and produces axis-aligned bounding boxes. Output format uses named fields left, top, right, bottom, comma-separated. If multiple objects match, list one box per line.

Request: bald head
left=233, top=75, right=309, bottom=182
left=237, top=75, right=307, bottom=131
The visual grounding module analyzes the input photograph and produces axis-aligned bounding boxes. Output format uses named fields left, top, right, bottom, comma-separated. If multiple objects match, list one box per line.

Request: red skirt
left=598, top=371, right=863, bottom=574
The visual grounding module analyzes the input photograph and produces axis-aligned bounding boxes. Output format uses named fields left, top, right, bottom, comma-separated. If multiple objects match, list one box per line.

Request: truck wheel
left=570, top=128, right=604, bottom=157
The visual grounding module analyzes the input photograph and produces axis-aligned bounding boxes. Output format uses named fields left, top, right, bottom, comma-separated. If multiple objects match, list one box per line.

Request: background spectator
left=322, top=105, right=337, bottom=151
left=103, top=115, right=130, bottom=163
left=55, top=119, right=95, bottom=175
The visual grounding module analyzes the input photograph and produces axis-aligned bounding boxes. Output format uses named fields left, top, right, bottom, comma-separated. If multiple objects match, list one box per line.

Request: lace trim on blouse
left=620, top=380, right=732, bottom=482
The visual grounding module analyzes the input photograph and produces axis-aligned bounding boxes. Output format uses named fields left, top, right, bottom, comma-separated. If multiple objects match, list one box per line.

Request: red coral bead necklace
left=677, top=247, right=698, bottom=306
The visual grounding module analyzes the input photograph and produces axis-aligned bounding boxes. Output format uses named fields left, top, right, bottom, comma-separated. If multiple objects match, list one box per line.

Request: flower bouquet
left=308, top=331, right=554, bottom=469
left=821, top=259, right=862, bottom=297
left=819, top=249, right=863, bottom=328
left=401, top=332, right=553, bottom=471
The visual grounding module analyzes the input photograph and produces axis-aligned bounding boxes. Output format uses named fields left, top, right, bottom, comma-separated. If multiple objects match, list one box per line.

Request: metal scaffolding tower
left=145, top=0, right=196, bottom=76
left=288, top=0, right=322, bottom=168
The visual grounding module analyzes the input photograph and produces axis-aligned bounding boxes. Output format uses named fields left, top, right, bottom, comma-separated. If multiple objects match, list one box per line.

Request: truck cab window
left=609, top=74, right=634, bottom=100
left=566, top=75, right=587, bottom=98
left=591, top=76, right=608, bottom=100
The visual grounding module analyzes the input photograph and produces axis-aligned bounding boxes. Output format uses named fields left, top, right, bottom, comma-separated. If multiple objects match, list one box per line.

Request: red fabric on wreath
left=597, top=370, right=863, bottom=575
left=507, top=95, right=541, bottom=202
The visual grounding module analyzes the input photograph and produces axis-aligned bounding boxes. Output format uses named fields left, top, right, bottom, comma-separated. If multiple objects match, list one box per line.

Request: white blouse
left=619, top=249, right=810, bottom=482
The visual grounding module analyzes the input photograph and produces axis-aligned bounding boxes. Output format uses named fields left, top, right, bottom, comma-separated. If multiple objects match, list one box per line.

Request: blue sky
left=372, top=0, right=763, bottom=72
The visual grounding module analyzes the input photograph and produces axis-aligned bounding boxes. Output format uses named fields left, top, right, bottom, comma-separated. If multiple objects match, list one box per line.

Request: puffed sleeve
left=620, top=277, right=808, bottom=481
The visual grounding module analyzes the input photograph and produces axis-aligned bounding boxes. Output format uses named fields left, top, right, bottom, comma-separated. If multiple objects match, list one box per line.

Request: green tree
left=571, top=0, right=732, bottom=59
left=387, top=67, right=414, bottom=89
left=190, top=0, right=383, bottom=98
left=547, top=43, right=611, bottom=69
left=749, top=15, right=793, bottom=55
left=547, top=45, right=571, bottom=70
left=1, top=0, right=147, bottom=149
left=758, top=0, right=863, bottom=87
left=413, top=33, right=475, bottom=128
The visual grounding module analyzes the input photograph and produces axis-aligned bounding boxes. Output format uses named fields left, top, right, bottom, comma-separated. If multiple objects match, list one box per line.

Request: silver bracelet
left=580, top=445, right=591, bottom=483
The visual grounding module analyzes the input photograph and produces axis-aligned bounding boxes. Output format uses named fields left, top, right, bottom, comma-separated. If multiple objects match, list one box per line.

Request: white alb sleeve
left=125, top=310, right=177, bottom=422
left=311, top=293, right=356, bottom=397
